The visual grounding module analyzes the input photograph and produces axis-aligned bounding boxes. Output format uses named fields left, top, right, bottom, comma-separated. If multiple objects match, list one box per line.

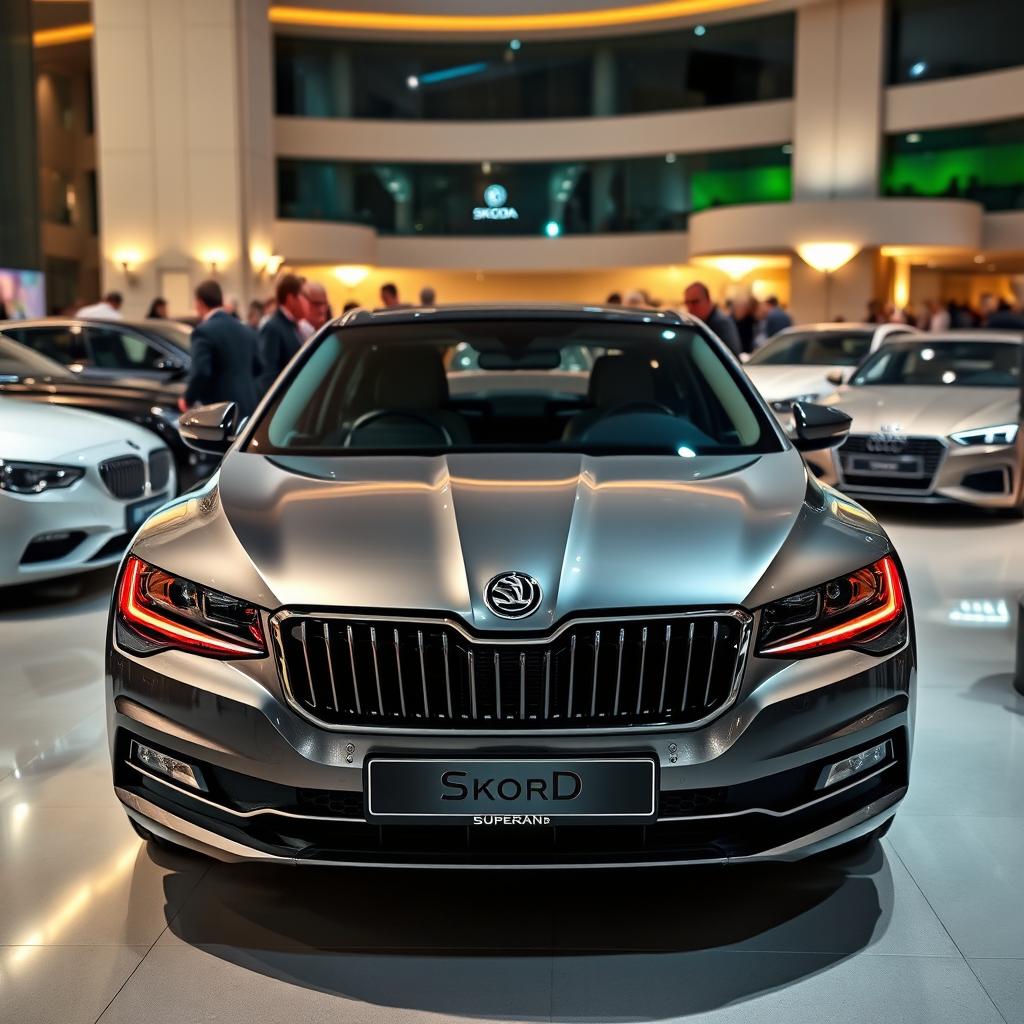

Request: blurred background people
left=246, top=299, right=266, bottom=331
left=682, top=282, right=741, bottom=356
left=419, top=284, right=436, bottom=306
left=77, top=291, right=123, bottom=320
left=762, top=295, right=792, bottom=337
left=380, top=282, right=401, bottom=308
left=257, top=273, right=308, bottom=393
left=146, top=296, right=168, bottom=319
left=301, top=280, right=331, bottom=338
left=180, top=279, right=261, bottom=417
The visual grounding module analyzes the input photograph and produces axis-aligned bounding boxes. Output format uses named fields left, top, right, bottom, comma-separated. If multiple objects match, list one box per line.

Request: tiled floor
left=0, top=505, right=1021, bottom=1023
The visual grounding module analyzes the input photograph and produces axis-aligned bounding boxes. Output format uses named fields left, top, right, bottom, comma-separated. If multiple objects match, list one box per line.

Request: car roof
left=774, top=322, right=876, bottom=334
left=337, top=303, right=689, bottom=329
left=882, top=330, right=1024, bottom=345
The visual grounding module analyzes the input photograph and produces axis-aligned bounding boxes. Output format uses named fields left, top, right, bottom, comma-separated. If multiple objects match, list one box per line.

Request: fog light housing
left=131, top=741, right=206, bottom=791
left=818, top=740, right=891, bottom=790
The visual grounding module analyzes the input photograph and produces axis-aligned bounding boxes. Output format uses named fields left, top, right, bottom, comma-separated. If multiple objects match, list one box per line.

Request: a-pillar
left=91, top=0, right=274, bottom=316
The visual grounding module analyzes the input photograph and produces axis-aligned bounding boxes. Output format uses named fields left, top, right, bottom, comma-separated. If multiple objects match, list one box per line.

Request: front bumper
left=107, top=634, right=915, bottom=866
left=806, top=435, right=1023, bottom=509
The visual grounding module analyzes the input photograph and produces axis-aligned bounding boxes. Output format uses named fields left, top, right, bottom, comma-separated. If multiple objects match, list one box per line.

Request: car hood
left=133, top=449, right=891, bottom=626
left=0, top=398, right=161, bottom=461
left=744, top=364, right=839, bottom=401
left=0, top=373, right=183, bottom=404
left=826, top=385, right=1019, bottom=436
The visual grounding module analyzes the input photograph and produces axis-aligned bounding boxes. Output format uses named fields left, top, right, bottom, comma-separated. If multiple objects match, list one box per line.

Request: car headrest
left=371, top=346, right=450, bottom=409
left=587, top=354, right=658, bottom=407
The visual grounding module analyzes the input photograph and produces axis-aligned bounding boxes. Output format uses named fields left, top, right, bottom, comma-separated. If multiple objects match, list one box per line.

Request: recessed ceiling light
left=909, top=61, right=927, bottom=77
left=665, top=153, right=677, bottom=164
left=906, top=133, right=922, bottom=144
left=781, top=143, right=793, bottom=155
left=974, top=254, right=986, bottom=264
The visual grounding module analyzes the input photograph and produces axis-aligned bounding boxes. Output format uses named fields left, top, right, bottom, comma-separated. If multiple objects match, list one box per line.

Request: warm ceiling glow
left=270, top=0, right=759, bottom=34
left=201, top=248, right=229, bottom=269
left=696, top=255, right=788, bottom=281
left=333, top=265, right=371, bottom=287
left=32, top=23, right=94, bottom=48
left=796, top=242, right=859, bottom=274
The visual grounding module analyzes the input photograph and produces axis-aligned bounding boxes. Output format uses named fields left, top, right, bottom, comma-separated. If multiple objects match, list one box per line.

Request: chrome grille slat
left=703, top=620, right=720, bottom=707
left=635, top=626, right=648, bottom=715
left=346, top=625, right=361, bottom=715
left=322, top=622, right=339, bottom=712
left=441, top=633, right=453, bottom=719
left=370, top=627, right=384, bottom=715
left=276, top=611, right=750, bottom=731
left=417, top=630, right=429, bottom=719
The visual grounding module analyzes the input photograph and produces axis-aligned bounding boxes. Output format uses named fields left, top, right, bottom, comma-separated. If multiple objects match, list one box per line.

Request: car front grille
left=838, top=435, right=946, bottom=492
left=272, top=611, right=751, bottom=731
left=99, top=455, right=145, bottom=499
left=148, top=449, right=172, bottom=493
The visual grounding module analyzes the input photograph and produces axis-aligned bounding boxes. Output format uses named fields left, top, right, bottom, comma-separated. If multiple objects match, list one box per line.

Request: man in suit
left=179, top=279, right=261, bottom=417
left=682, top=282, right=742, bottom=358
left=762, top=295, right=793, bottom=338
left=257, top=274, right=308, bottom=393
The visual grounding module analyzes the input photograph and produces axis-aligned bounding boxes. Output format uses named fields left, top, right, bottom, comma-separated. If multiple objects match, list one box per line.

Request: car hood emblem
left=866, top=424, right=908, bottom=454
left=484, top=571, right=542, bottom=619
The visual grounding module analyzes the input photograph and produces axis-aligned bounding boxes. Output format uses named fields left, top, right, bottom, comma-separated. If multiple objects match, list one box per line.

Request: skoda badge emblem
left=484, top=571, right=542, bottom=619
left=483, top=183, right=508, bottom=208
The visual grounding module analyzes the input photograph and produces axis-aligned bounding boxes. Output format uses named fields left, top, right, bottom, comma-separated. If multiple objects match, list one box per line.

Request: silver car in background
left=107, top=305, right=914, bottom=867
left=806, top=332, right=1023, bottom=514
left=746, top=322, right=917, bottom=414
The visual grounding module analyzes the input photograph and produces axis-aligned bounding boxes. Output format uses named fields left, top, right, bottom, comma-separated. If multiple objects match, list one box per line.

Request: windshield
left=0, top=336, right=71, bottom=379
left=851, top=340, right=1022, bottom=388
left=747, top=330, right=874, bottom=367
left=248, top=319, right=783, bottom=457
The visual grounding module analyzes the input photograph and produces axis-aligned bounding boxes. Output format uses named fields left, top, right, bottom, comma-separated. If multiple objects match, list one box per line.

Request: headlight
left=949, top=423, right=1019, bottom=446
left=0, top=459, right=85, bottom=494
left=757, top=555, right=906, bottom=657
left=115, top=555, right=266, bottom=658
left=770, top=393, right=821, bottom=413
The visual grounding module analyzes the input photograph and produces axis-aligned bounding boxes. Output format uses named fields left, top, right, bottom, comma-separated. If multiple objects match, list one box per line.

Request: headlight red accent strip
left=117, top=556, right=265, bottom=657
left=759, top=555, right=904, bottom=656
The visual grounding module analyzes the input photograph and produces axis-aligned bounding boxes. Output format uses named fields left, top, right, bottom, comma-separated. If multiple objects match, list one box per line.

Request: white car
left=0, top=397, right=176, bottom=586
left=746, top=323, right=918, bottom=414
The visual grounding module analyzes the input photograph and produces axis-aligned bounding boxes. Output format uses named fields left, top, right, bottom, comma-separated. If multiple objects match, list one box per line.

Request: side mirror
left=825, top=368, right=846, bottom=386
left=791, top=401, right=851, bottom=452
left=179, top=401, right=238, bottom=454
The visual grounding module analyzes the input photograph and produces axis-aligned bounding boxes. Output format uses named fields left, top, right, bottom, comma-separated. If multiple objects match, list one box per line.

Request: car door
left=81, top=325, right=182, bottom=381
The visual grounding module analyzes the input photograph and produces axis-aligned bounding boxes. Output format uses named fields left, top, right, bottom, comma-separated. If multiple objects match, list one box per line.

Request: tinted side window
left=84, top=327, right=166, bottom=370
left=4, top=327, right=87, bottom=364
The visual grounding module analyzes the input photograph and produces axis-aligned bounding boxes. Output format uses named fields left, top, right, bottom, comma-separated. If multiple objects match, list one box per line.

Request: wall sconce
left=795, top=242, right=859, bottom=275
left=113, top=248, right=142, bottom=284
left=201, top=249, right=228, bottom=275
left=333, top=265, right=370, bottom=288
left=252, top=248, right=285, bottom=277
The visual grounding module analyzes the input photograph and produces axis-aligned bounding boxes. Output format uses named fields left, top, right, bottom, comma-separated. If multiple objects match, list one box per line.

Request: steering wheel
left=603, top=401, right=676, bottom=418
left=345, top=409, right=453, bottom=447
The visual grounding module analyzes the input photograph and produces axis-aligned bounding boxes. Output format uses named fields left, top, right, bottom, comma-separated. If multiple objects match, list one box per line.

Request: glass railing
left=277, top=150, right=792, bottom=234
left=275, top=14, right=794, bottom=120
left=882, top=119, right=1024, bottom=211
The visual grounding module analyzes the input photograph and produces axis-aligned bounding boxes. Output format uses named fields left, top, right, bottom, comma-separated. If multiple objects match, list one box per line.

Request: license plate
left=365, top=758, right=657, bottom=824
left=846, top=454, right=924, bottom=477
left=126, top=492, right=169, bottom=531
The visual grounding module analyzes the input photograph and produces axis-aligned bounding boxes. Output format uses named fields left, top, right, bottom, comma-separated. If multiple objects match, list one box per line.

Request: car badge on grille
left=866, top=424, right=908, bottom=454
left=484, top=571, right=542, bottom=619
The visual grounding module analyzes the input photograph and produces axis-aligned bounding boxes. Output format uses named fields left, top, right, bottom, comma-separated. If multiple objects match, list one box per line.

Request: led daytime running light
left=117, top=556, right=265, bottom=657
left=760, top=556, right=904, bottom=656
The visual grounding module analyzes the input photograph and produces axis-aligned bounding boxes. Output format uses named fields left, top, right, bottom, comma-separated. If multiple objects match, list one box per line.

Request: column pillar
left=92, top=0, right=274, bottom=316
left=0, top=0, right=41, bottom=272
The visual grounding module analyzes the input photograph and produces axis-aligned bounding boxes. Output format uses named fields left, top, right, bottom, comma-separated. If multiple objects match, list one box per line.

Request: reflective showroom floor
left=1, top=508, right=1022, bottom=1024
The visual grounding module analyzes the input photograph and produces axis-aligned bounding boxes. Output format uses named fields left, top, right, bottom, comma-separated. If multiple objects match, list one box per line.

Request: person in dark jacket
left=179, top=279, right=261, bottom=417
left=257, top=273, right=308, bottom=394
left=682, top=282, right=742, bottom=357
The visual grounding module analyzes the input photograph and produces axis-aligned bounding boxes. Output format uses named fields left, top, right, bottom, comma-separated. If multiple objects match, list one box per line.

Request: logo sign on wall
left=474, top=183, right=519, bottom=221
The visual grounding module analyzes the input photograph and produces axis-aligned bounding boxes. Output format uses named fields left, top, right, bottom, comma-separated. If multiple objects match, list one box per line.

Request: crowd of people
left=57, top=273, right=1024, bottom=415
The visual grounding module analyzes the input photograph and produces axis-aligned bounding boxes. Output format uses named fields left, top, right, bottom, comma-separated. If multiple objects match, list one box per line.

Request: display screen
left=0, top=268, right=46, bottom=320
